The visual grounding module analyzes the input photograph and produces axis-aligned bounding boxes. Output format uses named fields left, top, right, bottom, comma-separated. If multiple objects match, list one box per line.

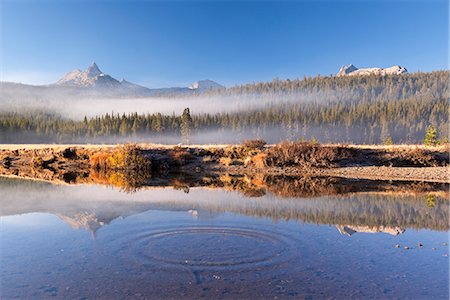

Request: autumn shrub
left=62, top=147, right=78, bottom=159
left=223, top=146, right=247, bottom=159
left=221, top=144, right=263, bottom=163
left=266, top=141, right=354, bottom=168
left=242, top=139, right=267, bottom=149
left=89, top=169, right=151, bottom=193
left=219, top=157, right=233, bottom=166
left=206, top=147, right=225, bottom=162
left=32, top=154, right=56, bottom=169
left=404, top=148, right=440, bottom=167
left=90, top=152, right=111, bottom=170
left=385, top=148, right=448, bottom=167
left=32, top=156, right=44, bottom=169
left=166, top=148, right=195, bottom=166
left=249, top=153, right=268, bottom=168
left=263, top=176, right=354, bottom=198
left=90, top=144, right=152, bottom=171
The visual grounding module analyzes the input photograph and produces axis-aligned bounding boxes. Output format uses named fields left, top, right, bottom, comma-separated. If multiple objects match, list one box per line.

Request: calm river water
left=1, top=177, right=449, bottom=299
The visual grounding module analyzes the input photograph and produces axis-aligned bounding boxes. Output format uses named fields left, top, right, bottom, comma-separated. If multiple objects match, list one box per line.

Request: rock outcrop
left=337, top=64, right=407, bottom=77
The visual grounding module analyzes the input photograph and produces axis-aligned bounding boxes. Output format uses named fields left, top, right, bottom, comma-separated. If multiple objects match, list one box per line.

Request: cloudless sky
left=0, top=0, right=448, bottom=87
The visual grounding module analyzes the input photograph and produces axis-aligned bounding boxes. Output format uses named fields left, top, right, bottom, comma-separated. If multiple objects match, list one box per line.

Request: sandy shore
left=318, top=166, right=450, bottom=183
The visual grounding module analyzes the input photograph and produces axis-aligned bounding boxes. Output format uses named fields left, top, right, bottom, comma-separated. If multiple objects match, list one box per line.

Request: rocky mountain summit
left=337, top=64, right=408, bottom=76
left=0, top=63, right=225, bottom=99
left=56, top=62, right=122, bottom=88
left=336, top=225, right=406, bottom=236
left=53, top=62, right=223, bottom=96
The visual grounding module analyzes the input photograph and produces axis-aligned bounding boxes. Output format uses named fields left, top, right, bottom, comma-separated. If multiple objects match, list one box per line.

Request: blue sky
left=1, top=0, right=448, bottom=87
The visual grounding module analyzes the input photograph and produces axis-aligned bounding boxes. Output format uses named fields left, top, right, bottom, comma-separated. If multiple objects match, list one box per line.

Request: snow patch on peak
left=337, top=64, right=358, bottom=76
left=337, top=64, right=408, bottom=77
left=188, top=79, right=224, bottom=91
left=336, top=225, right=405, bottom=236
left=188, top=82, right=199, bottom=90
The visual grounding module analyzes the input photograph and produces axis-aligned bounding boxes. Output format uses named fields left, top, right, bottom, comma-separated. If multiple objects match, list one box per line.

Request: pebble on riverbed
left=395, top=244, right=400, bottom=248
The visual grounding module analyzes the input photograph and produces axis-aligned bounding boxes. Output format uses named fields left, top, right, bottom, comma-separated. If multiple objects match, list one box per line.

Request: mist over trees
left=0, top=71, right=448, bottom=144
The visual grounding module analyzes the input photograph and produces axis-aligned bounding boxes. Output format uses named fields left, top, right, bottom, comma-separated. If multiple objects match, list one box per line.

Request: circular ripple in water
left=128, top=226, right=292, bottom=270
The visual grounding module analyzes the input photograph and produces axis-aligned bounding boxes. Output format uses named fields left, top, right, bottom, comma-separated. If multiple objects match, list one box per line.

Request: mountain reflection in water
left=1, top=175, right=449, bottom=299
left=0, top=176, right=448, bottom=235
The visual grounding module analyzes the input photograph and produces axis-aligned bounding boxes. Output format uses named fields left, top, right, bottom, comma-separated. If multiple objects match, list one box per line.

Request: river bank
left=0, top=142, right=448, bottom=187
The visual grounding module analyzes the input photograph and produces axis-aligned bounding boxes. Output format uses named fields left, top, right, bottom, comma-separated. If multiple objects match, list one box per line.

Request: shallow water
left=1, top=177, right=449, bottom=299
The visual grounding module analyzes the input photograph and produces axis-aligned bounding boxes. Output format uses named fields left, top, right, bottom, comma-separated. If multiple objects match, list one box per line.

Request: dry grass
left=383, top=148, right=446, bottom=167
left=219, top=157, right=233, bottom=167
left=3, top=142, right=448, bottom=174
left=249, top=153, right=268, bottom=168
left=266, top=141, right=355, bottom=168
left=1, top=142, right=447, bottom=151
left=242, top=139, right=267, bottom=149
left=165, top=148, right=195, bottom=166
left=345, top=143, right=450, bottom=152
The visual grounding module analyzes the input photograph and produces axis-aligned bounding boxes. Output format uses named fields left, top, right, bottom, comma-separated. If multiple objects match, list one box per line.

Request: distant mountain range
left=1, top=62, right=411, bottom=101
left=1, top=62, right=225, bottom=98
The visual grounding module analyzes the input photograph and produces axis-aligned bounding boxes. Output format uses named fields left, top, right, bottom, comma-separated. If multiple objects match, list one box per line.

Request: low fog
left=1, top=79, right=441, bottom=144
left=0, top=83, right=354, bottom=119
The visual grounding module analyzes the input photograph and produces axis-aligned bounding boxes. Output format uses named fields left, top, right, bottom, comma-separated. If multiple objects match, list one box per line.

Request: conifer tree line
left=0, top=71, right=448, bottom=144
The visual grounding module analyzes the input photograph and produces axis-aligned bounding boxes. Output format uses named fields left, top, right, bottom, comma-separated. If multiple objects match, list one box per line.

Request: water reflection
left=1, top=176, right=449, bottom=299
left=0, top=176, right=448, bottom=235
left=336, top=225, right=405, bottom=236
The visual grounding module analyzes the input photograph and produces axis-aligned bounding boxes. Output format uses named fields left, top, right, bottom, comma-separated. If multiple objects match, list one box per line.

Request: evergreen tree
left=181, top=107, right=193, bottom=144
left=384, top=136, right=393, bottom=145
left=119, top=118, right=129, bottom=136
left=0, top=71, right=448, bottom=144
left=424, top=125, right=439, bottom=146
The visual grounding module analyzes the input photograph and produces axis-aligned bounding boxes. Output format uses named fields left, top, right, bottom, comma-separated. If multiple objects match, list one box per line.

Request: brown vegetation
left=242, top=139, right=267, bottom=149
left=265, top=142, right=355, bottom=168
left=88, top=145, right=153, bottom=192
left=89, top=169, right=151, bottom=193
left=90, top=144, right=152, bottom=172
left=165, top=147, right=196, bottom=166
left=381, top=147, right=449, bottom=167
left=0, top=143, right=449, bottom=192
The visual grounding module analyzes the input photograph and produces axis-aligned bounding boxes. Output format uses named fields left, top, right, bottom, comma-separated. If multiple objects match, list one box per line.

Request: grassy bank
left=0, top=141, right=449, bottom=189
